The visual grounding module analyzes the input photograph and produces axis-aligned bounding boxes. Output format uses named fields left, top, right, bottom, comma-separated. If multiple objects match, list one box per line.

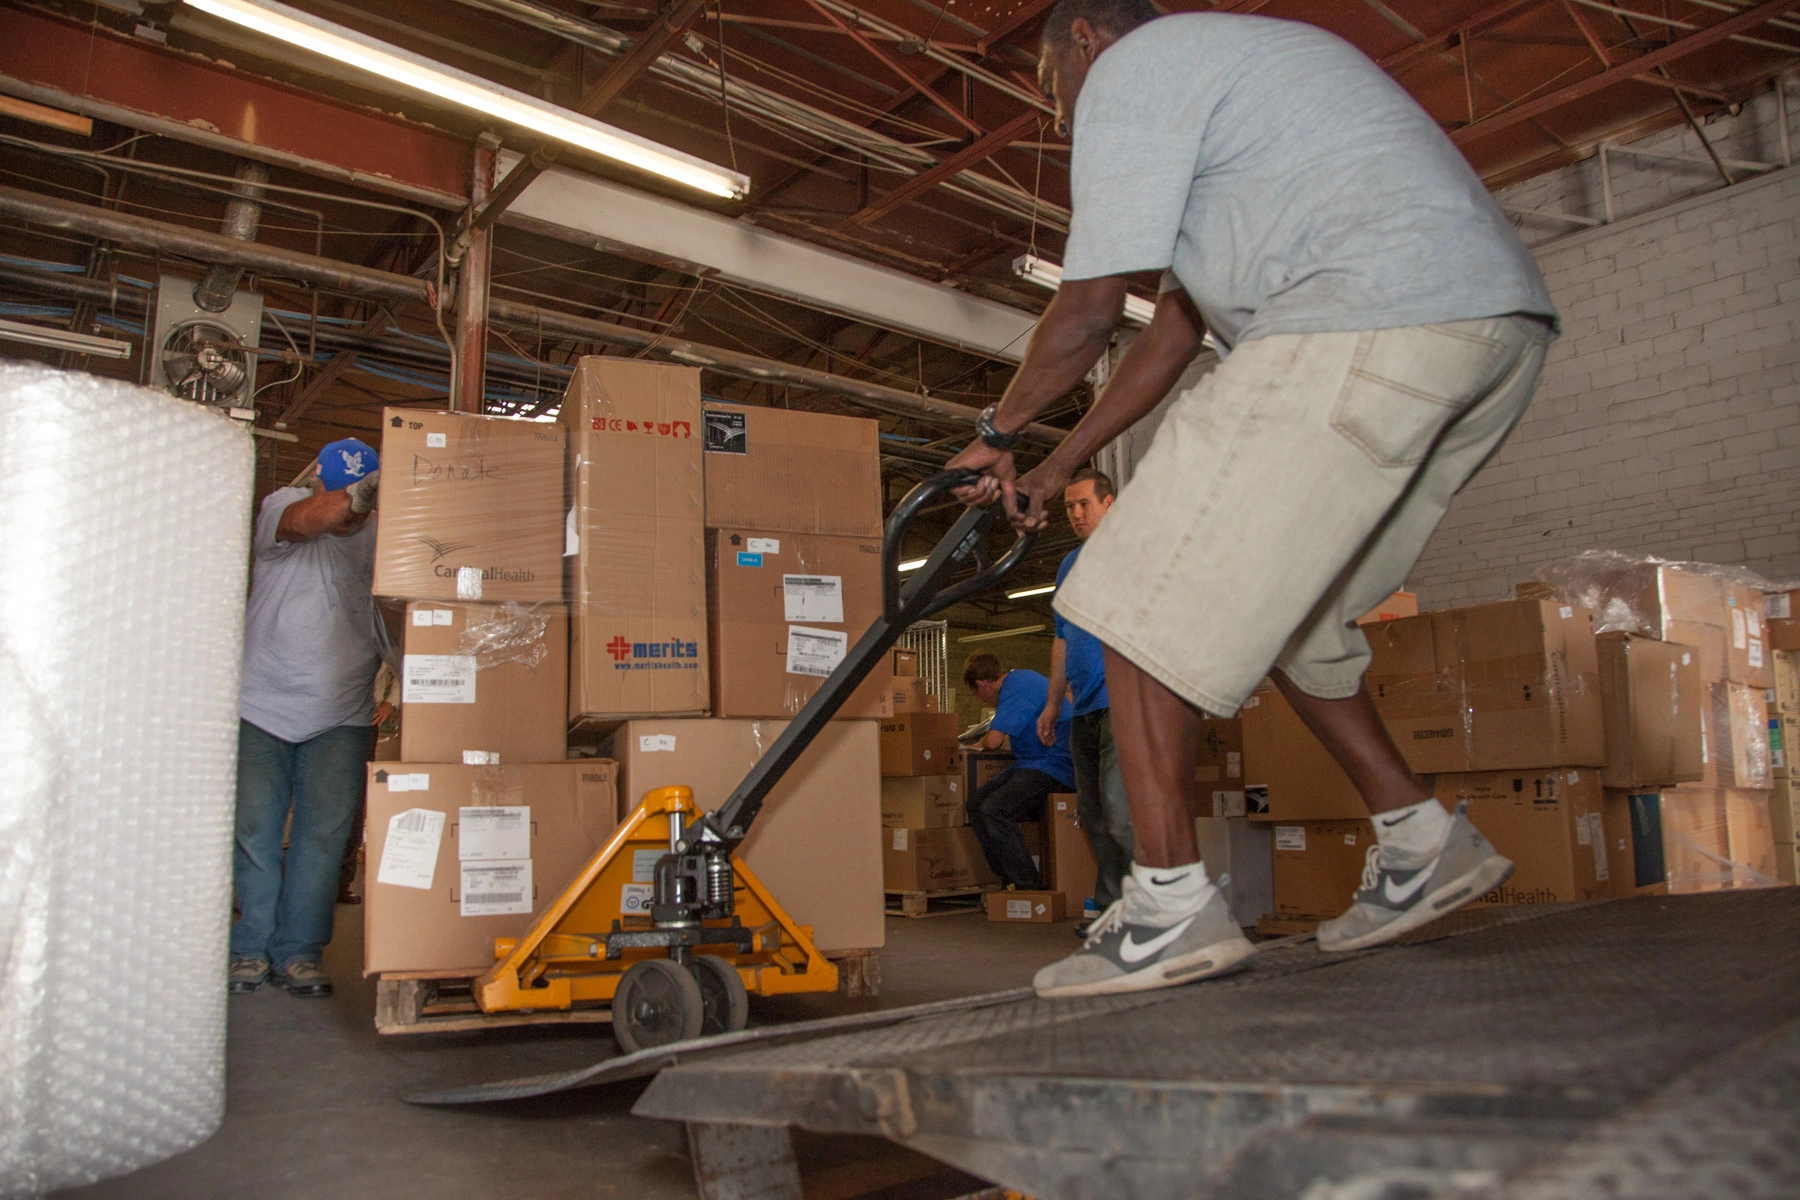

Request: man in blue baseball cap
left=230, top=437, right=391, bottom=999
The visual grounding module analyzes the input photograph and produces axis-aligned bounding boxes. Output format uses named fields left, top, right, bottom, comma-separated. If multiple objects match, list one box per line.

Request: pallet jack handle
left=691, top=470, right=1035, bottom=851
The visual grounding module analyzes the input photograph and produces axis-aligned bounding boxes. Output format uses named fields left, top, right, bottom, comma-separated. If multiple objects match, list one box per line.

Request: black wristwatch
left=976, top=404, right=1022, bottom=451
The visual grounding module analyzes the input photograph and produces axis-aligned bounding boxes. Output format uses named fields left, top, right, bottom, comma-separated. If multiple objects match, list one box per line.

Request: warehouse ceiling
left=2, top=0, right=1797, bottom=604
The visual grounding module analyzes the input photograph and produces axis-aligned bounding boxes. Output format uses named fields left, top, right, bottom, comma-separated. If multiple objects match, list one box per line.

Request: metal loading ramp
left=634, top=891, right=1800, bottom=1200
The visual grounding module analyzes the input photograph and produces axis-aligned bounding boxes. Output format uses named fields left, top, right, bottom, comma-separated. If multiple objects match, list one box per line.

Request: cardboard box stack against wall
left=1243, top=565, right=1788, bottom=924
left=1535, top=553, right=1783, bottom=895
left=368, top=403, right=615, bottom=975
left=1763, top=597, right=1800, bottom=886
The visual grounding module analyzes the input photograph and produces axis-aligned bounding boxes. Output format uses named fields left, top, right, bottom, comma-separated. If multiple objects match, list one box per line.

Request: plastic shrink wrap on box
left=1, top=363, right=250, bottom=1197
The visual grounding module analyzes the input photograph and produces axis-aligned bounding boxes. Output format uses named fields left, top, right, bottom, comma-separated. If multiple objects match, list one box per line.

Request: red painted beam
left=0, top=6, right=469, bottom=202
left=1452, top=0, right=1800, bottom=144
left=1379, top=0, right=1553, bottom=75
left=801, top=0, right=984, bottom=137
left=838, top=107, right=1040, bottom=229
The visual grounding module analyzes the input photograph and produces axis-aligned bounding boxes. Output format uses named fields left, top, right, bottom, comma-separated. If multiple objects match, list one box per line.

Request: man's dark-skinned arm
left=947, top=276, right=1128, bottom=509
left=950, top=285, right=1208, bottom=531
left=276, top=488, right=359, bottom=542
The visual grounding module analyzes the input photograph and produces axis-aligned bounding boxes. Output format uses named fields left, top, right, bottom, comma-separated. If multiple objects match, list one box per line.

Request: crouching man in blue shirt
left=962, top=651, right=1075, bottom=890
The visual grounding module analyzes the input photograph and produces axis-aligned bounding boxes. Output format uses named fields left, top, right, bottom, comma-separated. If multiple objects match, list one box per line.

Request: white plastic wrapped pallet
left=1, top=363, right=251, bottom=1196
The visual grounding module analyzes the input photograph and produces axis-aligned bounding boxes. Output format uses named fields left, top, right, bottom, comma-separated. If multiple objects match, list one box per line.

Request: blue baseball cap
left=316, top=438, right=379, bottom=491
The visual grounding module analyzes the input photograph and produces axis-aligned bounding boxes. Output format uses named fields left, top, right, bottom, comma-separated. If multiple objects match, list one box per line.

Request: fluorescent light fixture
left=1005, top=584, right=1056, bottom=600
left=957, top=624, right=1046, bottom=644
left=0, top=317, right=133, bottom=359
left=182, top=0, right=750, bottom=200
left=1014, top=254, right=1155, bottom=326
left=898, top=557, right=930, bottom=573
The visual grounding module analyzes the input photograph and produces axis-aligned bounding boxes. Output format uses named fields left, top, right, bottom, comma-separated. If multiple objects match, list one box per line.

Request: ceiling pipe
left=192, top=160, right=270, bottom=312
left=0, top=185, right=1064, bottom=446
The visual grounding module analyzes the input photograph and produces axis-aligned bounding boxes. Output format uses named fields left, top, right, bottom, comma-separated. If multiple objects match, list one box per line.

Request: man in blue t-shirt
left=962, top=651, right=1075, bottom=890
left=1038, top=469, right=1129, bottom=926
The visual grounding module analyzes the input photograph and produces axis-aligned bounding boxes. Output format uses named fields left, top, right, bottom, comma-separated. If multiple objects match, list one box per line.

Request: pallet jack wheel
left=691, top=955, right=750, bottom=1036
left=613, top=958, right=705, bottom=1053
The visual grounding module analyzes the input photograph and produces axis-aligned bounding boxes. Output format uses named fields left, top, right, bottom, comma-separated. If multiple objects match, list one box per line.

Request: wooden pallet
left=885, top=886, right=995, bottom=919
left=1254, top=913, right=1321, bottom=938
left=373, top=970, right=613, bottom=1036
left=375, top=949, right=882, bottom=1033
left=828, top=947, right=881, bottom=998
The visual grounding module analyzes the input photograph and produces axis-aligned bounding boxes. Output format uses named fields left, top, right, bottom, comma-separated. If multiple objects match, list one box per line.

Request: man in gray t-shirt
left=230, top=439, right=386, bottom=999
left=951, top=0, right=1557, bottom=998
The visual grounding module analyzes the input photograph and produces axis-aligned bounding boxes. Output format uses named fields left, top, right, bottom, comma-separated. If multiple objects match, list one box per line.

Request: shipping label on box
left=985, top=890, right=1065, bottom=923
left=373, top=409, right=565, bottom=602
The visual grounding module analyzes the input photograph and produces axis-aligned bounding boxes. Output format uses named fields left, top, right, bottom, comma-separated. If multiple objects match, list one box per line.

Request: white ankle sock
left=1373, top=799, right=1453, bottom=857
left=1129, top=860, right=1210, bottom=917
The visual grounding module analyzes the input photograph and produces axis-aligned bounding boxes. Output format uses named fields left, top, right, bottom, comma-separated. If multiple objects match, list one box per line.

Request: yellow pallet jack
left=471, top=470, right=1033, bottom=1052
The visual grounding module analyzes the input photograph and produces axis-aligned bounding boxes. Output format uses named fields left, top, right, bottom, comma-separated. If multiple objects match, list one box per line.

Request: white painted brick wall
left=1407, top=92, right=1800, bottom=607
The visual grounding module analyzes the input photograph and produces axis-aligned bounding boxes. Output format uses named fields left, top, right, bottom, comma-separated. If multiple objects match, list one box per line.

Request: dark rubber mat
left=637, top=892, right=1800, bottom=1200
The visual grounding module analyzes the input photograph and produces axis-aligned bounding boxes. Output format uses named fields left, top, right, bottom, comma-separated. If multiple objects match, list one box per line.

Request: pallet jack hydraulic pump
left=471, top=470, right=1034, bottom=1051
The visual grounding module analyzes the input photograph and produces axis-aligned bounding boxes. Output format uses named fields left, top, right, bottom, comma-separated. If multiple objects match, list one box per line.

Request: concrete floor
left=62, top=902, right=1083, bottom=1200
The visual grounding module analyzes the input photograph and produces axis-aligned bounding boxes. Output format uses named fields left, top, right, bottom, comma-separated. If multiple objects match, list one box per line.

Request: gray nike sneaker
left=1316, top=803, right=1514, bottom=953
left=1033, top=877, right=1257, bottom=998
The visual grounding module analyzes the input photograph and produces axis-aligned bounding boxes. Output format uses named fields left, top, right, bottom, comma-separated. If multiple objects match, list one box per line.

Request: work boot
left=271, top=959, right=334, bottom=999
left=228, top=955, right=270, bottom=994
left=1033, top=876, right=1256, bottom=998
left=1317, top=803, right=1514, bottom=953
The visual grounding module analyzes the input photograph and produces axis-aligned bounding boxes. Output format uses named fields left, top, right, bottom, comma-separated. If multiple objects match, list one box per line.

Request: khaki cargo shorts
left=1055, top=314, right=1552, bottom=717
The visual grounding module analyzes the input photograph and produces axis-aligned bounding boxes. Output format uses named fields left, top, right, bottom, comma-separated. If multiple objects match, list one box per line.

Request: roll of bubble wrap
left=1, top=362, right=251, bottom=1196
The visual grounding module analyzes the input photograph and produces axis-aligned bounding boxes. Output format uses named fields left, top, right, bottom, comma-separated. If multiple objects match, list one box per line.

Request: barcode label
left=786, top=626, right=848, bottom=677
left=459, top=805, right=530, bottom=861
left=377, top=808, right=444, bottom=890
left=403, top=654, right=476, bottom=704
left=783, top=574, right=844, bottom=623
left=460, top=861, right=532, bottom=916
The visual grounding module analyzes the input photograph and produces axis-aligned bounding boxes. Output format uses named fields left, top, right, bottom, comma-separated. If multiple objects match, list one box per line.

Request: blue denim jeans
left=231, top=720, right=373, bottom=969
left=966, top=766, right=1060, bottom=890
left=1071, top=709, right=1132, bottom=911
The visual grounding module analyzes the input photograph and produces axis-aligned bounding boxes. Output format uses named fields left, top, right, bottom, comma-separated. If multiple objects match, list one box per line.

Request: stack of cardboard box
left=366, top=406, right=619, bottom=974
left=359, top=365, right=899, bottom=974
left=1252, top=595, right=1625, bottom=918
left=1587, top=566, right=1776, bottom=894
left=589, top=391, right=891, bottom=954
left=880, top=650, right=983, bottom=894
left=1767, top=640, right=1799, bottom=884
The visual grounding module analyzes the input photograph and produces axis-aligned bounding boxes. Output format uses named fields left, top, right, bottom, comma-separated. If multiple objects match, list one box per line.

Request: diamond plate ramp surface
left=636, top=892, right=1800, bottom=1199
